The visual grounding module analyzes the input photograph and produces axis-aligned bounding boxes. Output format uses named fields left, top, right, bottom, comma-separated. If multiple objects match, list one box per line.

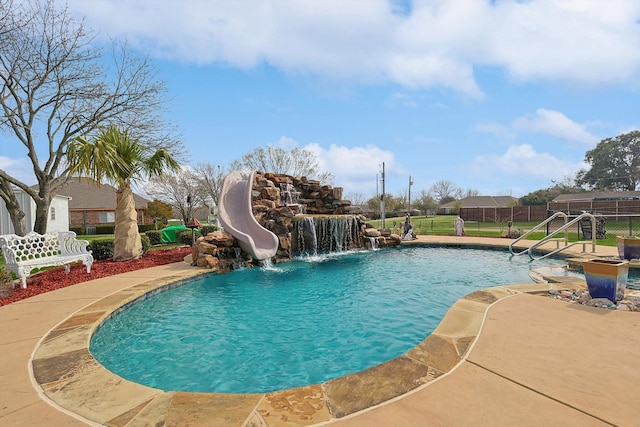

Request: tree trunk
left=113, top=183, right=143, bottom=261
left=0, top=178, right=27, bottom=236
left=6, top=199, right=26, bottom=236
left=33, top=199, right=51, bottom=235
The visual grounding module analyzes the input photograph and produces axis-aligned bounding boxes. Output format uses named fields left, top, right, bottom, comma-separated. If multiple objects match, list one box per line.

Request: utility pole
left=381, top=162, right=386, bottom=229
left=408, top=175, right=414, bottom=218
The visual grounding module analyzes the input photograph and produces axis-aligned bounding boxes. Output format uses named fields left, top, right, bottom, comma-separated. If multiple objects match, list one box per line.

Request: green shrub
left=138, top=223, right=156, bottom=233
left=95, top=225, right=115, bottom=235
left=177, top=229, right=201, bottom=245
left=141, top=234, right=151, bottom=252
left=89, top=234, right=152, bottom=260
left=200, top=225, right=218, bottom=236
left=89, top=239, right=114, bottom=260
left=69, top=226, right=85, bottom=235
left=146, top=230, right=162, bottom=245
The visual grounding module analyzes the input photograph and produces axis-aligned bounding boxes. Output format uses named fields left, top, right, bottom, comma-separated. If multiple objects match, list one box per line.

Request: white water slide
left=218, top=171, right=279, bottom=261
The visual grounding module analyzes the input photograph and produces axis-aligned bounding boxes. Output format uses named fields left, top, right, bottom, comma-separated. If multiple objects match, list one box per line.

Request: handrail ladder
left=509, top=212, right=597, bottom=260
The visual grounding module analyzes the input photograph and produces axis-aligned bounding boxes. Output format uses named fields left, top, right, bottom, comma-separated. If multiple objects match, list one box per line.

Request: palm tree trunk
left=113, top=183, right=143, bottom=261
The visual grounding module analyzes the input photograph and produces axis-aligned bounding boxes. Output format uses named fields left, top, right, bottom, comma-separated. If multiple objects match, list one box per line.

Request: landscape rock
left=548, top=289, right=640, bottom=311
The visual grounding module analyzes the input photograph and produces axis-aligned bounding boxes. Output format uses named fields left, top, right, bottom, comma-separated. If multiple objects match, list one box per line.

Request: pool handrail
left=509, top=212, right=568, bottom=256
left=527, top=213, right=597, bottom=260
left=509, top=212, right=597, bottom=260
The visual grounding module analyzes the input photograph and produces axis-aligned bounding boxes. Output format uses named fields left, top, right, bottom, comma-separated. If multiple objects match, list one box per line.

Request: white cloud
left=472, top=144, right=585, bottom=181
left=276, top=136, right=299, bottom=150
left=488, top=0, right=640, bottom=85
left=268, top=136, right=397, bottom=193
left=513, top=109, right=599, bottom=145
left=303, top=142, right=396, bottom=192
left=0, top=157, right=35, bottom=185
left=65, top=0, right=640, bottom=96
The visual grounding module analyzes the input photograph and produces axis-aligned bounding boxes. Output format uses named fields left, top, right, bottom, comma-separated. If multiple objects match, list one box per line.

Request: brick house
left=439, top=196, right=518, bottom=214
left=59, top=178, right=150, bottom=230
left=550, top=191, right=640, bottom=203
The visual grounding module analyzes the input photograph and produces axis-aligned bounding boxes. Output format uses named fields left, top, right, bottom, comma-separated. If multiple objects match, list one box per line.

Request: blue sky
left=6, top=0, right=640, bottom=199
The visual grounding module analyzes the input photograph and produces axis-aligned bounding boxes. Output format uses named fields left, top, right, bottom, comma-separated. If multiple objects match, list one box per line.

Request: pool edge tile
left=34, top=325, right=93, bottom=359
left=32, top=348, right=98, bottom=386
left=258, top=384, right=331, bottom=427
left=406, top=334, right=461, bottom=374
left=432, top=307, right=485, bottom=338
left=164, top=392, right=263, bottom=426
left=114, top=391, right=175, bottom=427
left=463, top=289, right=498, bottom=304
left=323, top=356, right=431, bottom=418
left=41, top=363, right=162, bottom=424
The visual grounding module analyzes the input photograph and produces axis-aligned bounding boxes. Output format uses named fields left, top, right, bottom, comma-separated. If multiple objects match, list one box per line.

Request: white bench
left=0, top=231, right=93, bottom=289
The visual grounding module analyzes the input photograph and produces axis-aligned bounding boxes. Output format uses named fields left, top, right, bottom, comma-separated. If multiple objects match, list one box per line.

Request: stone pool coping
left=27, top=237, right=639, bottom=426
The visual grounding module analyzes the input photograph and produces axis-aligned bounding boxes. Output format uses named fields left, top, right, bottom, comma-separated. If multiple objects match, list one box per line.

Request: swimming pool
left=90, top=246, right=568, bottom=393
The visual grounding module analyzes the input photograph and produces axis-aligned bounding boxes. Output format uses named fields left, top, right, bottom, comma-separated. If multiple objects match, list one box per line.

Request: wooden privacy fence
left=460, top=205, right=547, bottom=222
left=460, top=200, right=640, bottom=223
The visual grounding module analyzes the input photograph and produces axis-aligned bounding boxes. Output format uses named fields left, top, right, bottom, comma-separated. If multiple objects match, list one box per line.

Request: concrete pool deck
left=1, top=236, right=639, bottom=426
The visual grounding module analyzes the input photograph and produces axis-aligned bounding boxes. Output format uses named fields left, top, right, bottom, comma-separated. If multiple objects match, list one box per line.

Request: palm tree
left=68, top=125, right=180, bottom=261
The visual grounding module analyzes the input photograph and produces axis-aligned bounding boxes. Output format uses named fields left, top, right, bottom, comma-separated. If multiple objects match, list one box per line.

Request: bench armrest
left=57, top=231, right=92, bottom=256
left=0, top=234, right=20, bottom=265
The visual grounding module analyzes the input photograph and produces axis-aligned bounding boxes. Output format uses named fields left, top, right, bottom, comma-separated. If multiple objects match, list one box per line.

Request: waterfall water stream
left=292, top=215, right=361, bottom=255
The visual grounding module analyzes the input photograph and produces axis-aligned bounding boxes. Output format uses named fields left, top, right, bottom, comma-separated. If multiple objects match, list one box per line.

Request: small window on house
left=99, top=212, right=115, bottom=223
left=50, top=207, right=56, bottom=221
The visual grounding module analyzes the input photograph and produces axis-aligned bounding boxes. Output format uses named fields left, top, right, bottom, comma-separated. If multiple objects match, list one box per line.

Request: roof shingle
left=59, top=178, right=148, bottom=210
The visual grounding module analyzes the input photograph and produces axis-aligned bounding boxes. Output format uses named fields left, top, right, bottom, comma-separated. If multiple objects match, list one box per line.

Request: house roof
left=59, top=178, right=149, bottom=210
left=440, top=196, right=518, bottom=209
left=552, top=191, right=640, bottom=203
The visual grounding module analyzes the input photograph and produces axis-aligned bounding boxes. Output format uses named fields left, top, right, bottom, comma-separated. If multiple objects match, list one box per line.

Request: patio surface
left=1, top=236, right=639, bottom=426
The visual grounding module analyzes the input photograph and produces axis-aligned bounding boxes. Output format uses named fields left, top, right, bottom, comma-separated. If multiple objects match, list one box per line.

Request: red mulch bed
left=0, top=246, right=192, bottom=306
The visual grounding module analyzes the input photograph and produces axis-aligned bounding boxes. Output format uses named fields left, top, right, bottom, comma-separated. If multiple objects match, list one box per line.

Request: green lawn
left=370, top=215, right=506, bottom=236
left=369, top=215, right=619, bottom=247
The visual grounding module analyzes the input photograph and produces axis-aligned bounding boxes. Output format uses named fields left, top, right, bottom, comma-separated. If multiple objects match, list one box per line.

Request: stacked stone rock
left=191, top=171, right=402, bottom=271
left=254, top=172, right=354, bottom=215
left=190, top=230, right=237, bottom=272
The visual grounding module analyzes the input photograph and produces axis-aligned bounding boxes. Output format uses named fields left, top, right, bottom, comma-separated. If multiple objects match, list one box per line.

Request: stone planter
left=581, top=259, right=629, bottom=303
left=616, top=236, right=640, bottom=260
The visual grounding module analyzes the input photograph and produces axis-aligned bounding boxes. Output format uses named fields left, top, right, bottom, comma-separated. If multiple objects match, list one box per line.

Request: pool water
left=91, top=246, right=568, bottom=393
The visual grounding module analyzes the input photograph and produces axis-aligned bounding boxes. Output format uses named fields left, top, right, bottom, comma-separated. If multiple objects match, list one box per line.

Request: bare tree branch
left=193, top=162, right=226, bottom=207
left=231, top=146, right=333, bottom=183
left=0, top=0, right=184, bottom=234
left=144, top=171, right=206, bottom=224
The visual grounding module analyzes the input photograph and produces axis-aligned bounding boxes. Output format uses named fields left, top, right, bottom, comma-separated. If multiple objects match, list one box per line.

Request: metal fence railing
left=547, top=213, right=640, bottom=239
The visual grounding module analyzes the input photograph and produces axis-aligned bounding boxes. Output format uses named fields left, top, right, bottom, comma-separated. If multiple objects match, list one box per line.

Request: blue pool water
left=90, top=246, right=569, bottom=393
